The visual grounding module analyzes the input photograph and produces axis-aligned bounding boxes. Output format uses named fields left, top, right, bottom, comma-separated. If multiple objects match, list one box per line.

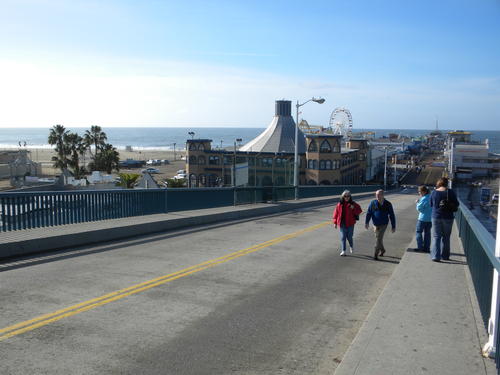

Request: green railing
left=0, top=185, right=380, bottom=232
left=455, top=199, right=499, bottom=372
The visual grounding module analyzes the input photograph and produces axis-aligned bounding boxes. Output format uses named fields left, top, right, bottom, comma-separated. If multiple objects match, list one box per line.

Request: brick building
left=186, top=100, right=367, bottom=187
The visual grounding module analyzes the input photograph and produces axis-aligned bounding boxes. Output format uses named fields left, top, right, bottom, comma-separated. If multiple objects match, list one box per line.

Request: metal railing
left=455, top=198, right=499, bottom=371
left=0, top=185, right=381, bottom=232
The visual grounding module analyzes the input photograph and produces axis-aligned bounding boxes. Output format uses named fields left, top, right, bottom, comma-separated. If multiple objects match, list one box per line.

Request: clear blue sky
left=0, top=0, right=499, bottom=130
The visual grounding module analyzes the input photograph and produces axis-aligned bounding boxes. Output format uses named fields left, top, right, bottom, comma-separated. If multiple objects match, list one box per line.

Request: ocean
left=1, top=127, right=499, bottom=153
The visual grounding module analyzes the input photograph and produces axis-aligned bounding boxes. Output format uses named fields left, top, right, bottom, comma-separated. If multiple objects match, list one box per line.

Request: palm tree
left=89, top=143, right=120, bottom=174
left=65, top=132, right=88, bottom=178
left=48, top=124, right=69, bottom=170
left=84, top=125, right=107, bottom=157
left=117, top=173, right=140, bottom=188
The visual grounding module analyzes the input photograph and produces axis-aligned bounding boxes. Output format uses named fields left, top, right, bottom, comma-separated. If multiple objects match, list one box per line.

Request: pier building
left=186, top=100, right=368, bottom=187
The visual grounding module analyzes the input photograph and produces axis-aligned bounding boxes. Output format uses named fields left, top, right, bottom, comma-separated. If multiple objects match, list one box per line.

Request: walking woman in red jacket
left=332, top=190, right=363, bottom=256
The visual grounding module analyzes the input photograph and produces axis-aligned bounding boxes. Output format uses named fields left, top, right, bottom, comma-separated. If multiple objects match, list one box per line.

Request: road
left=0, top=192, right=417, bottom=374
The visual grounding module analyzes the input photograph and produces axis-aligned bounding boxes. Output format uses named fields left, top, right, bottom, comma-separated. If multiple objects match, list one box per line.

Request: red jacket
left=332, top=200, right=362, bottom=227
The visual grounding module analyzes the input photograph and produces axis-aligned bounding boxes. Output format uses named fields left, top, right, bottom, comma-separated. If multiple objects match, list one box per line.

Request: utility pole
left=384, top=147, right=388, bottom=190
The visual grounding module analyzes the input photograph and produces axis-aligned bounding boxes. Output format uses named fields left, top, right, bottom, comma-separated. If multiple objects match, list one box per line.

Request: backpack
left=438, top=190, right=458, bottom=212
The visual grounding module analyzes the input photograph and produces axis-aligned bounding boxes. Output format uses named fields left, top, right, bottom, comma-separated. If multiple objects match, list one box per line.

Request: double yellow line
left=0, top=221, right=330, bottom=342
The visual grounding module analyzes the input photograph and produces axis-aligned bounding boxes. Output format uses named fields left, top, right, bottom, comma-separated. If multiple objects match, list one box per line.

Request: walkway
left=334, top=220, right=495, bottom=375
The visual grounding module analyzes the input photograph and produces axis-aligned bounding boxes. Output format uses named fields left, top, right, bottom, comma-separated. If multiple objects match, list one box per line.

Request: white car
left=142, top=168, right=160, bottom=174
left=173, top=173, right=187, bottom=180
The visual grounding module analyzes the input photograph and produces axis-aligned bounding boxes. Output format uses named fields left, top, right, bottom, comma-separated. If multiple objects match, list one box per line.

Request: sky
left=0, top=0, right=499, bottom=130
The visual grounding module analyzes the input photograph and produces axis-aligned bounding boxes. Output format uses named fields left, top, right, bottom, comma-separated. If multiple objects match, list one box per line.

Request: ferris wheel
left=329, top=107, right=353, bottom=137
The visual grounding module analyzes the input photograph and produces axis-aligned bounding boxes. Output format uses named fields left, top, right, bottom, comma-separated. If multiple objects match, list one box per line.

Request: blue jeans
left=431, top=218, right=454, bottom=260
left=416, top=220, right=432, bottom=252
left=340, top=225, right=354, bottom=251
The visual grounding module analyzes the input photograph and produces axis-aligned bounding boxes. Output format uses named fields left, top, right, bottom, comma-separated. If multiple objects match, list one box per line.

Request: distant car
left=161, top=159, right=170, bottom=165
left=176, top=169, right=186, bottom=175
left=173, top=173, right=187, bottom=180
left=142, top=168, right=160, bottom=174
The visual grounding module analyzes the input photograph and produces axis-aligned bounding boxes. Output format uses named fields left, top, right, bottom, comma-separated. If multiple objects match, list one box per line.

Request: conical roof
left=240, top=100, right=306, bottom=153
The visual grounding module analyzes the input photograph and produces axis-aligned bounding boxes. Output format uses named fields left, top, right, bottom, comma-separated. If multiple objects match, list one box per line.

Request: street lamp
left=173, top=143, right=176, bottom=161
left=294, top=97, right=325, bottom=199
left=188, top=131, right=195, bottom=139
left=384, top=147, right=388, bottom=190
left=233, top=138, right=242, bottom=205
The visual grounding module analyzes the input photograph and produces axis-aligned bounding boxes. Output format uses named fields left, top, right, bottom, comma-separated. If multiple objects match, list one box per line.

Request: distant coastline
left=0, top=127, right=499, bottom=153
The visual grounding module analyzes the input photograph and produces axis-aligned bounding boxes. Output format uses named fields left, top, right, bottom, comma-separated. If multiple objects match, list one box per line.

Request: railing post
left=483, top=185, right=500, bottom=358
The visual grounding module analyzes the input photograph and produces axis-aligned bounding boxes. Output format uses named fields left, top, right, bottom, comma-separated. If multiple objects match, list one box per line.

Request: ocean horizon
left=1, top=127, right=499, bottom=153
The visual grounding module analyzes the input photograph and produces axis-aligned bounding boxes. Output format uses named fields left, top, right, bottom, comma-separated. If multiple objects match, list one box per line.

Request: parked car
left=142, top=168, right=160, bottom=174
left=173, top=173, right=187, bottom=180
left=176, top=169, right=186, bottom=175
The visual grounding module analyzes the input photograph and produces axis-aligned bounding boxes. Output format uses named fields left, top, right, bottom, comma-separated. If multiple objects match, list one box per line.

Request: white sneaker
left=349, top=246, right=354, bottom=253
left=340, top=250, right=346, bottom=256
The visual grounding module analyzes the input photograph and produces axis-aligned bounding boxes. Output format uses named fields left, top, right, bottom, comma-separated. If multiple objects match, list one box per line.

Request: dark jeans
left=431, top=218, right=454, bottom=260
left=416, top=220, right=432, bottom=252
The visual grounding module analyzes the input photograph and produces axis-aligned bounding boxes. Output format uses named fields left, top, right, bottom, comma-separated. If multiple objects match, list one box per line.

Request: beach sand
left=2, top=148, right=187, bottom=186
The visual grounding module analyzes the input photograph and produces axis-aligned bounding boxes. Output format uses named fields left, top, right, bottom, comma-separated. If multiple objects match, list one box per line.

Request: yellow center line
left=0, top=221, right=330, bottom=341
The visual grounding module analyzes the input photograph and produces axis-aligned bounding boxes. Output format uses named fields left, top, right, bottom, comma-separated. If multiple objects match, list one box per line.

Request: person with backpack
left=365, top=190, right=396, bottom=260
left=332, top=190, right=362, bottom=256
left=415, top=185, right=432, bottom=252
left=430, top=177, right=459, bottom=262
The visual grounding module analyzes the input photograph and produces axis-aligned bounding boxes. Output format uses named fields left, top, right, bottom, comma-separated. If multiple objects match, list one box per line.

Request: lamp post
left=188, top=131, right=195, bottom=139
left=233, top=138, right=242, bottom=205
left=173, top=143, right=176, bottom=161
left=294, top=97, right=325, bottom=200
left=384, top=147, right=388, bottom=190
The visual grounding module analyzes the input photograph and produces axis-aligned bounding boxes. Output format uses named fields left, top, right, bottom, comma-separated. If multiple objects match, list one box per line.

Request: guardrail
left=0, top=185, right=381, bottom=232
left=455, top=198, right=499, bottom=371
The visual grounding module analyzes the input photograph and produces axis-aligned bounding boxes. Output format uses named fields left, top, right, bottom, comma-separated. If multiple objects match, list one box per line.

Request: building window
left=209, top=155, right=220, bottom=165
left=308, top=140, right=318, bottom=152
left=189, top=155, right=197, bottom=164
left=199, top=174, right=207, bottom=186
left=208, top=174, right=218, bottom=186
left=189, top=174, right=197, bottom=187
left=261, top=158, right=273, bottom=167
left=198, top=155, right=206, bottom=165
left=359, top=153, right=365, bottom=161
left=189, top=143, right=197, bottom=151
left=198, top=143, right=205, bottom=151
left=319, top=160, right=326, bottom=170
left=320, top=180, right=331, bottom=185
left=332, top=142, right=340, bottom=153
left=325, top=160, right=332, bottom=169
left=320, top=140, right=332, bottom=153
left=224, top=156, right=232, bottom=165
left=307, top=179, right=317, bottom=185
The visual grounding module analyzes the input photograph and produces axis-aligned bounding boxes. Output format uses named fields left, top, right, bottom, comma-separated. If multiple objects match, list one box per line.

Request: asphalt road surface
left=0, top=192, right=417, bottom=375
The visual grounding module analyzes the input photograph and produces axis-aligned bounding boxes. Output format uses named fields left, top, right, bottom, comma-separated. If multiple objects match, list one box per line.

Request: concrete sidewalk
left=334, top=223, right=495, bottom=375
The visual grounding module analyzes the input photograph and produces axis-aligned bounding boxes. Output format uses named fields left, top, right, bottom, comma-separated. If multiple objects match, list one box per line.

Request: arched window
left=198, top=155, right=206, bottom=165
left=209, top=155, right=220, bottom=165
left=208, top=174, right=218, bottom=186
left=199, top=174, right=207, bottom=186
left=320, top=180, right=331, bottom=185
left=308, top=140, right=318, bottom=152
left=189, top=174, right=197, bottom=187
left=308, top=159, right=317, bottom=169
left=198, top=143, right=205, bottom=151
left=319, top=160, right=326, bottom=170
left=189, top=155, right=197, bottom=164
left=320, top=140, right=332, bottom=153
left=307, top=179, right=317, bottom=185
left=189, top=143, right=197, bottom=151
left=325, top=160, right=332, bottom=170
left=332, top=142, right=340, bottom=153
